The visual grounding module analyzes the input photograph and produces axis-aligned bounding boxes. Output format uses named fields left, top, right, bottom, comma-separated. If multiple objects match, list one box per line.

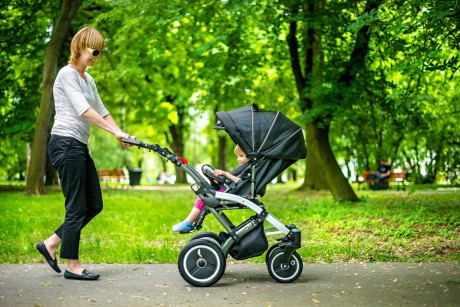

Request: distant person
left=157, top=171, right=169, bottom=184
left=172, top=144, right=249, bottom=232
left=369, top=158, right=391, bottom=190
left=36, top=27, right=135, bottom=281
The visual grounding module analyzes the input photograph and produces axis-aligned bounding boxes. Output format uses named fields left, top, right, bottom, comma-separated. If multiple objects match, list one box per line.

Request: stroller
left=123, top=104, right=307, bottom=287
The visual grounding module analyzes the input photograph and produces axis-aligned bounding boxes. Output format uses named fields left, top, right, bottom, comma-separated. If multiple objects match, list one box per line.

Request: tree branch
left=286, top=16, right=305, bottom=102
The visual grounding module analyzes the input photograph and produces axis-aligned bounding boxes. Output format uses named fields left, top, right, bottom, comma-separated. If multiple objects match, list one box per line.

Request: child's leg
left=185, top=207, right=202, bottom=223
left=172, top=198, right=204, bottom=232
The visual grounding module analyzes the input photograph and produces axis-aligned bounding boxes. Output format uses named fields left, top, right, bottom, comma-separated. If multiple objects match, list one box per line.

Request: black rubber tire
left=178, top=239, right=226, bottom=287
left=265, top=244, right=281, bottom=266
left=188, top=232, right=221, bottom=246
left=267, top=248, right=303, bottom=283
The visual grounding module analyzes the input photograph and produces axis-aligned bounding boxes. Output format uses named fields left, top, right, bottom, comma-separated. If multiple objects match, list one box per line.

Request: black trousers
left=367, top=173, right=388, bottom=190
left=48, top=135, right=103, bottom=259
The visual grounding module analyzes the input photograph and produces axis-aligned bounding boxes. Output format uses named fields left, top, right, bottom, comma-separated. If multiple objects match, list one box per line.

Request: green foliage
left=328, top=0, right=460, bottom=180
left=1, top=0, right=459, bottom=185
left=0, top=1, right=59, bottom=181
left=0, top=139, right=27, bottom=180
left=89, top=128, right=126, bottom=169
left=0, top=0, right=62, bottom=140
left=0, top=185, right=458, bottom=264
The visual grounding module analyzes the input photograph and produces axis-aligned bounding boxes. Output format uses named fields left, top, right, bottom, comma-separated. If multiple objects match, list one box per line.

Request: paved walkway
left=1, top=262, right=459, bottom=306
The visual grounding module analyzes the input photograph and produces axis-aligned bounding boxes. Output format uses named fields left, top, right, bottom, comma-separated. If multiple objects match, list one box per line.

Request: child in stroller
left=172, top=144, right=249, bottom=233
left=123, top=104, right=307, bottom=287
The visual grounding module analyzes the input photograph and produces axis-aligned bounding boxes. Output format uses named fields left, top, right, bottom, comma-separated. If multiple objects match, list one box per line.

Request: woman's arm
left=81, top=108, right=133, bottom=147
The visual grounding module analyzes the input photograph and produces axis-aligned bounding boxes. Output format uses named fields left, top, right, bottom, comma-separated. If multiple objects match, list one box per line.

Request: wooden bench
left=357, top=171, right=407, bottom=191
left=97, top=169, right=126, bottom=187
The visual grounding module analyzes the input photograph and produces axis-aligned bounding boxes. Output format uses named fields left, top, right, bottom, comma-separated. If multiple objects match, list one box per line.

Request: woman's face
left=79, top=47, right=102, bottom=67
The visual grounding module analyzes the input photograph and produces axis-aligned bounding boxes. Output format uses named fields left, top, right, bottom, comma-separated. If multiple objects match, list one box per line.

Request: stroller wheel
left=178, top=239, right=226, bottom=287
left=267, top=248, right=303, bottom=283
left=188, top=232, right=222, bottom=247
left=265, top=244, right=281, bottom=266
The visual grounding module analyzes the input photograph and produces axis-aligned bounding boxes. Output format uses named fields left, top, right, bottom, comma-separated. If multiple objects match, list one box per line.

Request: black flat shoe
left=36, top=241, right=61, bottom=273
left=64, top=269, right=100, bottom=281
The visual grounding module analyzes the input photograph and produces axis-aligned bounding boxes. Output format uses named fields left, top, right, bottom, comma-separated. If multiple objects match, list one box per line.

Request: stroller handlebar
left=123, top=138, right=215, bottom=194
left=202, top=164, right=235, bottom=187
left=121, top=138, right=142, bottom=146
left=122, top=138, right=178, bottom=165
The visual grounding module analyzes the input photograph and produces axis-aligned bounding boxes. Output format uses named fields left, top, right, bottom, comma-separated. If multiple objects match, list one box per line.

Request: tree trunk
left=414, top=138, right=422, bottom=183
left=218, top=135, right=227, bottom=171
left=302, top=151, right=328, bottom=190
left=168, top=102, right=186, bottom=184
left=288, top=0, right=382, bottom=201
left=45, top=156, right=59, bottom=185
left=304, top=123, right=359, bottom=201
left=288, top=1, right=357, bottom=199
left=24, top=0, right=83, bottom=195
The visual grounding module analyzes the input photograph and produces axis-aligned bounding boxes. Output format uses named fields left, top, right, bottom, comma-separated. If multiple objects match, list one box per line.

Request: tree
left=330, top=0, right=460, bottom=183
left=281, top=0, right=388, bottom=200
left=7, top=0, right=457, bottom=192
left=92, top=0, right=270, bottom=180
left=1, top=1, right=57, bottom=182
left=25, top=0, right=83, bottom=195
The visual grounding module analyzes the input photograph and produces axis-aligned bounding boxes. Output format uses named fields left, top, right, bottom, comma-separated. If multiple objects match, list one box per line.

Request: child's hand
left=214, top=169, right=227, bottom=177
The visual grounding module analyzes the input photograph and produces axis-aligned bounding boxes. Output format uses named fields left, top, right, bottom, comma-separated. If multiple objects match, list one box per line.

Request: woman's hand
left=115, top=130, right=136, bottom=148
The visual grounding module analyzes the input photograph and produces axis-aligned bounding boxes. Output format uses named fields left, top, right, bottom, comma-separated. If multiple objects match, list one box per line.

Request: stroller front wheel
left=265, top=243, right=281, bottom=266
left=178, top=239, right=226, bottom=287
left=267, top=248, right=303, bottom=283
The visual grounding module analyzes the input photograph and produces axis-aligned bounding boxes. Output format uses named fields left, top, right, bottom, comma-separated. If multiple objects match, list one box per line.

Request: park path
left=1, top=262, right=459, bottom=306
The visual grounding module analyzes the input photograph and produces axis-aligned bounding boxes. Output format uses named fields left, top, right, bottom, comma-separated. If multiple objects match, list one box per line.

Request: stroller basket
left=220, top=216, right=268, bottom=260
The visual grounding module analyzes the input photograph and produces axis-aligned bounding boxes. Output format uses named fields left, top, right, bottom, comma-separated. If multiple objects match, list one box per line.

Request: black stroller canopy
left=215, top=104, right=307, bottom=161
left=214, top=104, right=307, bottom=197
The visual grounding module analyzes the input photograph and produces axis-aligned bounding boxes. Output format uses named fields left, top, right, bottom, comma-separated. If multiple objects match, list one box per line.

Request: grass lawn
left=0, top=183, right=458, bottom=264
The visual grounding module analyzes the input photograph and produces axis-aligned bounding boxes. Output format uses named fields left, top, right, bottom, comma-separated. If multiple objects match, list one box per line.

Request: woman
left=36, top=27, right=134, bottom=280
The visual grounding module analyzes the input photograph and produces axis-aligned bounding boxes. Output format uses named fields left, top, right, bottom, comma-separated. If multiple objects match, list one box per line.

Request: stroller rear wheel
left=267, top=248, right=303, bottom=283
left=188, top=232, right=222, bottom=247
left=178, top=239, right=226, bottom=287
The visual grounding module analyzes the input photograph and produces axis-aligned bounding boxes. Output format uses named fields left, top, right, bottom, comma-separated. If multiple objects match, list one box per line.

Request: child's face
left=236, top=148, right=249, bottom=165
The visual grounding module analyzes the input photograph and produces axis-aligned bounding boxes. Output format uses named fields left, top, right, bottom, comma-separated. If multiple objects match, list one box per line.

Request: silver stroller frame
left=123, top=138, right=303, bottom=287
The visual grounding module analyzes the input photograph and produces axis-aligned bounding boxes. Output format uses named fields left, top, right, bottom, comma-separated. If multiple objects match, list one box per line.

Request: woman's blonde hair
left=69, top=27, right=105, bottom=64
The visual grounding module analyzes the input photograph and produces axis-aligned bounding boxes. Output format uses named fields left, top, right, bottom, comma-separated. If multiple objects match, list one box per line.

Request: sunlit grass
left=0, top=184, right=458, bottom=264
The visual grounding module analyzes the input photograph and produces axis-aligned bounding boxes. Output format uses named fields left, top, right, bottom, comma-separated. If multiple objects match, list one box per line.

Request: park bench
left=97, top=169, right=126, bottom=187
left=357, top=171, right=408, bottom=191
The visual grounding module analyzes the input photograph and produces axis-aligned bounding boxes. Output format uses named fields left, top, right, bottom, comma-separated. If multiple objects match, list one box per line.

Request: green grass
left=0, top=183, right=458, bottom=264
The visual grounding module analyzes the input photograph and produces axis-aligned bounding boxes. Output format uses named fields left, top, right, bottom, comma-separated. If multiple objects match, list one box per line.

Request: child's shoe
left=172, top=220, right=193, bottom=232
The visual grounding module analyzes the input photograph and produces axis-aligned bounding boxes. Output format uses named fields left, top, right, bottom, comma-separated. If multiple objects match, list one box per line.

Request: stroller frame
left=123, top=138, right=303, bottom=287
